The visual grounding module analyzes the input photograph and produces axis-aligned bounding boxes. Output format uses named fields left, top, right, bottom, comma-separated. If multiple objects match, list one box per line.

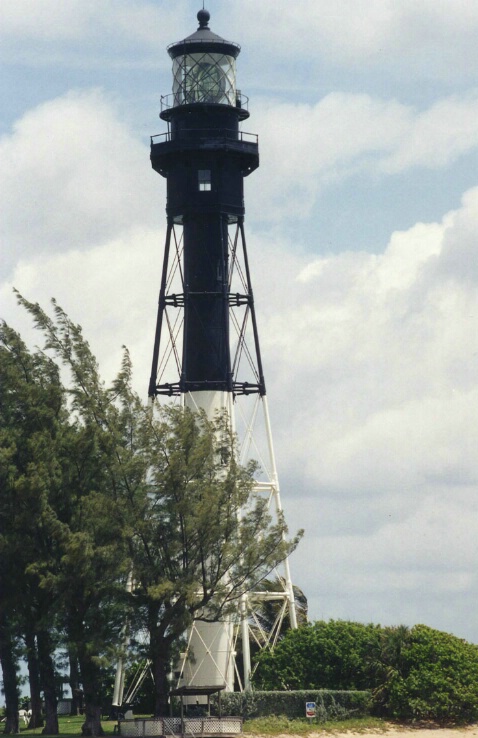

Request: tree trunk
left=152, top=651, right=170, bottom=718
left=24, top=629, right=44, bottom=729
left=77, top=649, right=104, bottom=736
left=0, top=612, right=19, bottom=735
left=80, top=703, right=104, bottom=737
left=37, top=629, right=59, bottom=735
left=68, top=647, right=82, bottom=715
left=149, top=613, right=172, bottom=717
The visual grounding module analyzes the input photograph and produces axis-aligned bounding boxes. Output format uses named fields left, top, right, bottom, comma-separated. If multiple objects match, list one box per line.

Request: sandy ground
left=252, top=728, right=478, bottom=738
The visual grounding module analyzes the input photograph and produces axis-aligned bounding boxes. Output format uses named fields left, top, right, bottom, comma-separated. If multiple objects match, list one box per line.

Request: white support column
left=181, top=390, right=235, bottom=695
left=112, top=572, right=133, bottom=707
left=262, top=396, right=298, bottom=629
left=240, top=593, right=251, bottom=690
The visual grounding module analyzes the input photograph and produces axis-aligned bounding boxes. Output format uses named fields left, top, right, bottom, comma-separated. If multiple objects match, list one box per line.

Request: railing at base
left=119, top=716, right=243, bottom=737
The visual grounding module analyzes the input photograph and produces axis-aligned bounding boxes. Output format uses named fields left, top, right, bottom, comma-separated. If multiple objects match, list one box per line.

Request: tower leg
left=262, top=396, right=298, bottom=630
left=112, top=573, right=134, bottom=711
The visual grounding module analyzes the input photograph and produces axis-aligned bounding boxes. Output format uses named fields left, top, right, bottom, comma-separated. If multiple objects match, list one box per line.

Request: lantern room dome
left=167, top=9, right=241, bottom=59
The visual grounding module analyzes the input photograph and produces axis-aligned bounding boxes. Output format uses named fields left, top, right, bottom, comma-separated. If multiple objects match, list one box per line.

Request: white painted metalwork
left=180, top=389, right=235, bottom=697
left=119, top=716, right=243, bottom=737
left=177, top=621, right=234, bottom=696
left=112, top=572, right=134, bottom=707
left=176, top=389, right=297, bottom=692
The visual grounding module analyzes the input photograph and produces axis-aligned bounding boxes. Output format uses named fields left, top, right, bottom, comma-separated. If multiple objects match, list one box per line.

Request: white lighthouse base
left=175, top=389, right=297, bottom=693
left=180, top=390, right=235, bottom=697
left=184, top=389, right=232, bottom=418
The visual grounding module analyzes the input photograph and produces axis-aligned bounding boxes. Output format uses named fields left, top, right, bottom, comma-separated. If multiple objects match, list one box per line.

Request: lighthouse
left=148, top=9, right=297, bottom=691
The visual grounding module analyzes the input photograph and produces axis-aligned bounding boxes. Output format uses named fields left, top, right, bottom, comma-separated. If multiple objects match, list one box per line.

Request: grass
left=243, top=716, right=388, bottom=735
left=16, top=713, right=390, bottom=737
left=21, top=715, right=118, bottom=736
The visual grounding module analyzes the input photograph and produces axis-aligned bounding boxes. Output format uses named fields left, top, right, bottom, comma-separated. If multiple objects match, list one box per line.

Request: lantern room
left=165, top=9, right=241, bottom=109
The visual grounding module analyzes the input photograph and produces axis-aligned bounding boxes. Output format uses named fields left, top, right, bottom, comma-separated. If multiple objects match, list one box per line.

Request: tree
left=252, top=620, right=381, bottom=691
left=25, top=315, right=134, bottom=737
left=1, top=307, right=131, bottom=737
left=0, top=612, right=20, bottom=735
left=253, top=618, right=478, bottom=725
left=125, top=405, right=300, bottom=714
left=249, top=578, right=308, bottom=644
left=0, top=320, right=66, bottom=734
left=14, top=295, right=302, bottom=720
left=23, top=627, right=44, bottom=729
left=371, top=624, right=478, bottom=723
left=366, top=624, right=411, bottom=716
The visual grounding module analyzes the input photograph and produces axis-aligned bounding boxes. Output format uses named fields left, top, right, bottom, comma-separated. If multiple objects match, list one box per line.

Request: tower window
left=198, top=169, right=211, bottom=191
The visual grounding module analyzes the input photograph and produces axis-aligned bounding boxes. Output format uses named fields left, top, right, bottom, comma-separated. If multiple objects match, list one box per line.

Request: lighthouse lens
left=173, top=53, right=236, bottom=107
left=187, top=62, right=224, bottom=103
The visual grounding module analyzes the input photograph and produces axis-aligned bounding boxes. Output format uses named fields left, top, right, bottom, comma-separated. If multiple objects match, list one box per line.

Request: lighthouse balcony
left=151, top=128, right=257, bottom=149
left=150, top=129, right=259, bottom=177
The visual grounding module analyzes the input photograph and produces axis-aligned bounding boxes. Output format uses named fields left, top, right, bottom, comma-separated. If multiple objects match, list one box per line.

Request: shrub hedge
left=249, top=621, right=478, bottom=724
left=219, top=689, right=371, bottom=721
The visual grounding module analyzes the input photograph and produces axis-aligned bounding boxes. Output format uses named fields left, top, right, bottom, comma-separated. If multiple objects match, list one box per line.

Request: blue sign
left=305, top=702, right=316, bottom=718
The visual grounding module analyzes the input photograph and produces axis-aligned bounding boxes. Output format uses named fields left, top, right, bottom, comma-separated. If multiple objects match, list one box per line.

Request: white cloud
left=228, top=0, right=478, bottom=79
left=0, top=89, right=162, bottom=278
left=381, top=92, right=478, bottom=173
left=237, top=185, right=478, bottom=639
left=429, top=186, right=478, bottom=286
left=0, top=0, right=189, bottom=52
left=1, top=227, right=164, bottom=395
left=248, top=91, right=478, bottom=221
left=3, top=1, right=478, bottom=86
left=297, top=485, right=478, bottom=637
left=0, top=0, right=96, bottom=42
left=251, top=187, right=478, bottom=510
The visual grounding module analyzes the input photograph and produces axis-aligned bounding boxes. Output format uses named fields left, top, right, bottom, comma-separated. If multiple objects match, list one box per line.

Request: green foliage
left=0, top=319, right=67, bottom=732
left=253, top=620, right=381, bottom=690
left=128, top=405, right=298, bottom=621
left=2, top=294, right=301, bottom=722
left=371, top=624, right=478, bottom=723
left=253, top=620, right=478, bottom=724
left=249, top=579, right=308, bottom=639
left=220, top=689, right=371, bottom=721
left=125, top=402, right=300, bottom=713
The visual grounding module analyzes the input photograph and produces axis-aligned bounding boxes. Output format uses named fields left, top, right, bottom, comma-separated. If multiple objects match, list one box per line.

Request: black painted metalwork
left=148, top=11, right=264, bottom=400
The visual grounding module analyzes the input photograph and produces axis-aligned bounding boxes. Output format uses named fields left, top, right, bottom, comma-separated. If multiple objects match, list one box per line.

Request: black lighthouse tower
left=148, top=9, right=296, bottom=692
left=148, top=8, right=262, bottom=403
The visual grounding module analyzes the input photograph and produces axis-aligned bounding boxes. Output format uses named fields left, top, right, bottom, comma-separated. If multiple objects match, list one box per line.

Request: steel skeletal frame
left=147, top=221, right=298, bottom=691
left=146, top=9, right=297, bottom=694
left=148, top=217, right=265, bottom=400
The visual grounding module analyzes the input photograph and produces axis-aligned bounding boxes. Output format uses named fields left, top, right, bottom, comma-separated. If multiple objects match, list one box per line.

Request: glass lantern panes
left=172, top=52, right=236, bottom=106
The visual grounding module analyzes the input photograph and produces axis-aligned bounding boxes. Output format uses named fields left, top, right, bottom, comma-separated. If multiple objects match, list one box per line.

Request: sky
left=1, top=0, right=478, bottom=645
